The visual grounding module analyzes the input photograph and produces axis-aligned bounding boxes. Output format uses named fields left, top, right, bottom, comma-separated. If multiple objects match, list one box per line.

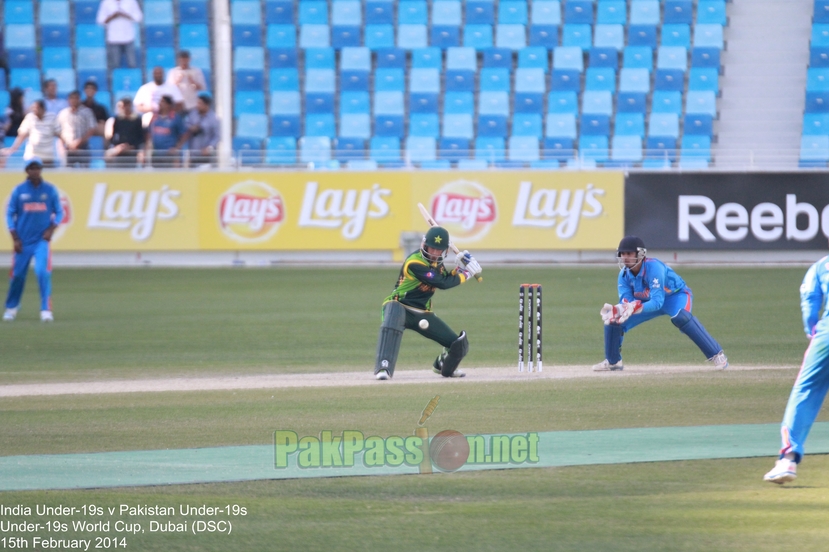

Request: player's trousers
left=403, top=309, right=459, bottom=348
left=6, top=240, right=52, bottom=311
left=779, top=317, right=829, bottom=462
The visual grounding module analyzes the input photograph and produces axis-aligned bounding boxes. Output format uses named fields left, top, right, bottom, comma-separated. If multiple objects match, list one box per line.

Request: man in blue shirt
left=764, top=245, right=829, bottom=484
left=3, top=158, right=64, bottom=322
left=593, top=236, right=728, bottom=371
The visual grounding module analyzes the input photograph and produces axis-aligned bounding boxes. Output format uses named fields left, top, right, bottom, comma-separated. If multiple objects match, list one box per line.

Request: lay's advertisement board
left=0, top=171, right=623, bottom=251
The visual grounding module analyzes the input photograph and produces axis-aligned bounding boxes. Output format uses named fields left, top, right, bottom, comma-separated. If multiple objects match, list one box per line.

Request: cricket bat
left=417, top=203, right=483, bottom=282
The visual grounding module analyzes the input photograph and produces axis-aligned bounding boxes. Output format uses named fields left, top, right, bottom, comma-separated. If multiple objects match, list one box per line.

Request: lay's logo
left=218, top=181, right=285, bottom=243
left=430, top=180, right=497, bottom=242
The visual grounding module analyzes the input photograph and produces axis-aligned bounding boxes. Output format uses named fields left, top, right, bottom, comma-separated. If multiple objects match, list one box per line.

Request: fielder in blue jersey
left=593, top=236, right=728, bottom=372
left=764, top=248, right=829, bottom=484
left=3, top=157, right=63, bottom=322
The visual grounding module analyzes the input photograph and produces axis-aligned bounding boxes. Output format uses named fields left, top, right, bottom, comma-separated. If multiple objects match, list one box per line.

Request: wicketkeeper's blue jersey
left=6, top=180, right=63, bottom=245
left=617, top=258, right=688, bottom=314
left=799, top=255, right=829, bottom=337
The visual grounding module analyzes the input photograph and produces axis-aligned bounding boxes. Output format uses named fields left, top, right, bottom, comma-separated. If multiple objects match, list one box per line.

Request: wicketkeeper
left=593, top=236, right=728, bottom=371
left=374, top=226, right=482, bottom=381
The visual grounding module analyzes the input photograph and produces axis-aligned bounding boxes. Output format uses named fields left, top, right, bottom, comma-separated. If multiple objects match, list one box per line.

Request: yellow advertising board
left=0, top=170, right=623, bottom=251
left=0, top=172, right=199, bottom=250
left=411, top=171, right=624, bottom=250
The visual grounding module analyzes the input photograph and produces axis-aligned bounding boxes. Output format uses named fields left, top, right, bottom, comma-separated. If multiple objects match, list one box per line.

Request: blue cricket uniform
left=5, top=179, right=63, bottom=311
left=605, top=257, right=723, bottom=364
left=778, top=255, right=829, bottom=462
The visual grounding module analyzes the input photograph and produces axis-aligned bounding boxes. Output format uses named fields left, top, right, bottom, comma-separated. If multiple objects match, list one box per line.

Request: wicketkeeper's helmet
left=422, top=226, right=450, bottom=263
left=616, top=235, right=647, bottom=269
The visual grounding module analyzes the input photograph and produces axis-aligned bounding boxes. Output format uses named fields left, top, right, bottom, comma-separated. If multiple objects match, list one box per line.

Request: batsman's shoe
left=375, top=370, right=390, bottom=381
left=708, top=351, right=728, bottom=370
left=764, top=458, right=797, bottom=484
left=592, top=359, right=624, bottom=371
left=3, top=308, right=17, bottom=321
left=40, top=310, right=54, bottom=322
left=431, top=366, right=466, bottom=378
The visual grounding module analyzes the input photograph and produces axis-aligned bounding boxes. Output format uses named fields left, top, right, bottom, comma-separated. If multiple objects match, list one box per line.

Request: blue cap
left=25, top=157, right=43, bottom=170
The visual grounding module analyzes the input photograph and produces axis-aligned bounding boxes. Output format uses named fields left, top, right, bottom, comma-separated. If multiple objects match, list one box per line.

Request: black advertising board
left=625, top=173, right=829, bottom=249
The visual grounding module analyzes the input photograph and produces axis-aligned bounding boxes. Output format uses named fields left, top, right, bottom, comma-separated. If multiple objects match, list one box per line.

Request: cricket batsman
left=373, top=226, right=482, bottom=381
left=593, top=236, right=728, bottom=371
left=3, top=157, right=63, bottom=322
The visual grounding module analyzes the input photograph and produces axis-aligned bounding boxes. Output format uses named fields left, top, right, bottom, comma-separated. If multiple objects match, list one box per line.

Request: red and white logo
left=218, top=181, right=284, bottom=242
left=53, top=188, right=72, bottom=242
left=430, top=180, right=497, bottom=242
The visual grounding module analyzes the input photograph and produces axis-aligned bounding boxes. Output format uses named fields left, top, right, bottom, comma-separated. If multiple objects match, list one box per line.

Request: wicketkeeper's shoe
left=764, top=458, right=797, bottom=484
left=40, top=310, right=54, bottom=322
left=375, top=370, right=390, bottom=381
left=592, top=359, right=623, bottom=371
left=708, top=351, right=728, bottom=370
left=3, top=308, right=17, bottom=321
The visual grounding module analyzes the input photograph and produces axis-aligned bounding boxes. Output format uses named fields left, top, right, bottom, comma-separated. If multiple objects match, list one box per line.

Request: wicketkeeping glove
left=617, top=299, right=643, bottom=323
left=600, top=303, right=623, bottom=325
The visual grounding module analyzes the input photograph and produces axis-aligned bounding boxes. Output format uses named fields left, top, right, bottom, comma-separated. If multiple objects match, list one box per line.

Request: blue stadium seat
left=265, top=137, right=297, bottom=165
left=377, top=48, right=407, bottom=68
left=458, top=158, right=489, bottom=169
left=366, top=0, right=393, bottom=24
left=79, top=48, right=108, bottom=70
left=299, top=1, right=328, bottom=24
left=684, top=114, right=713, bottom=136
left=235, top=91, right=266, bottom=116
left=305, top=69, right=335, bottom=92
left=550, top=69, right=581, bottom=92
left=145, top=1, right=175, bottom=25
left=686, top=90, right=717, bottom=116
left=664, top=1, right=693, bottom=24
left=483, top=48, right=513, bottom=68
left=365, top=25, right=395, bottom=49
left=529, top=25, right=558, bottom=49
left=545, top=113, right=577, bottom=138
left=8, top=49, right=37, bottom=68
left=548, top=91, right=578, bottom=113
left=582, top=91, right=613, bottom=115
left=533, top=1, right=562, bottom=24
left=300, top=25, right=331, bottom=48
left=697, top=0, right=727, bottom=25
left=801, top=135, right=829, bottom=163
left=79, top=69, right=108, bottom=91
left=374, top=91, right=405, bottom=114
left=76, top=24, right=105, bottom=48
left=4, top=2, right=34, bottom=25
left=41, top=25, right=70, bottom=47
left=112, top=68, right=143, bottom=92
left=500, top=1, right=528, bottom=24
left=439, top=138, right=471, bottom=162
left=45, top=69, right=75, bottom=94
left=519, top=47, right=549, bottom=70
left=646, top=137, right=677, bottom=161
left=271, top=114, right=301, bottom=137
left=475, top=136, right=506, bottom=161
left=553, top=46, right=584, bottom=71
left=611, top=135, right=643, bottom=162
left=10, top=69, right=41, bottom=91
left=515, top=92, right=544, bottom=112
left=615, top=113, right=645, bottom=136
left=333, top=1, right=361, bottom=25
left=431, top=26, right=461, bottom=48
left=680, top=135, right=711, bottom=161
left=478, top=91, right=510, bottom=115
left=623, top=46, right=653, bottom=69
left=180, top=25, right=210, bottom=48
left=578, top=135, right=609, bottom=161
left=662, top=24, right=691, bottom=48
left=373, top=68, right=404, bottom=91
left=370, top=136, right=401, bottom=162
left=434, top=0, right=462, bottom=25
left=181, top=0, right=209, bottom=24
left=589, top=47, right=619, bottom=69
left=233, top=137, right=264, bottom=165
left=628, top=25, right=657, bottom=48
left=399, top=1, right=427, bottom=24
left=42, top=48, right=72, bottom=69
left=341, top=69, right=369, bottom=91
left=480, top=68, right=511, bottom=91
left=299, top=136, right=332, bottom=164
left=581, top=113, right=610, bottom=136
left=235, top=70, right=263, bottom=91
left=331, top=25, right=363, bottom=50
left=145, top=48, right=175, bottom=70
left=689, top=68, right=719, bottom=92
left=443, top=92, right=474, bottom=113
left=445, top=70, right=476, bottom=91
left=516, top=68, right=546, bottom=92
left=597, top=1, right=626, bottom=25
left=73, top=0, right=99, bottom=25
left=619, top=68, right=650, bottom=93
left=340, top=47, right=371, bottom=71
left=630, top=1, right=659, bottom=25
left=406, top=136, right=437, bottom=162
left=694, top=25, right=724, bottom=49
left=464, top=24, right=494, bottom=49
left=266, top=25, right=296, bottom=48
left=334, top=137, right=365, bottom=161
left=410, top=92, right=439, bottom=113
left=513, top=113, right=543, bottom=137
left=508, top=136, right=539, bottom=162
left=543, top=137, right=574, bottom=161
left=561, top=24, right=591, bottom=49
left=617, top=92, right=647, bottom=113
left=652, top=91, right=683, bottom=114
left=147, top=25, right=175, bottom=48
left=236, top=113, right=269, bottom=139
left=594, top=24, right=624, bottom=50
left=410, top=47, right=441, bottom=68
left=340, top=91, right=370, bottom=114
left=346, top=159, right=378, bottom=170
left=233, top=47, right=264, bottom=72
left=399, top=24, right=428, bottom=49
left=5, top=24, right=36, bottom=49
left=648, top=112, right=679, bottom=138
left=478, top=115, right=508, bottom=136
left=270, top=91, right=301, bottom=115
left=40, top=1, right=70, bottom=25
left=654, top=69, right=684, bottom=91
left=803, top=113, right=829, bottom=135
left=410, top=113, right=440, bottom=137
left=306, top=92, right=334, bottom=113
left=585, top=67, right=615, bottom=92
left=566, top=0, right=593, bottom=25
left=409, top=68, right=440, bottom=93
left=806, top=91, right=829, bottom=113
left=657, top=46, right=688, bottom=70
left=497, top=24, right=527, bottom=50
left=467, top=0, right=495, bottom=24
left=270, top=68, right=298, bottom=90
left=808, top=68, right=829, bottom=91
left=692, top=47, right=721, bottom=68
left=441, top=113, right=474, bottom=139
left=305, top=113, right=336, bottom=137
left=305, top=48, right=335, bottom=69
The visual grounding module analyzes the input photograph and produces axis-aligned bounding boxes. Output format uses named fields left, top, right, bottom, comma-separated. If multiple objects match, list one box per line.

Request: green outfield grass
left=0, top=267, right=807, bottom=383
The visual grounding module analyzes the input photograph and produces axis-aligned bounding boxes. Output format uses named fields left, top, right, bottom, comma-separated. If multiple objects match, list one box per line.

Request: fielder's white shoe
left=592, top=359, right=624, bottom=371
left=3, top=308, right=17, bottom=321
left=375, top=370, right=390, bottom=381
left=709, top=351, right=728, bottom=370
left=764, top=458, right=797, bottom=484
left=40, top=310, right=53, bottom=322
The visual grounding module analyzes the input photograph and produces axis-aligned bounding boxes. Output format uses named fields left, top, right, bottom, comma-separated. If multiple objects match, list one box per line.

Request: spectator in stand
left=83, top=81, right=110, bottom=135
left=166, top=51, right=207, bottom=115
left=104, top=97, right=145, bottom=168
left=57, top=91, right=98, bottom=168
left=96, top=0, right=143, bottom=69
left=43, top=79, right=68, bottom=116
left=184, top=92, right=220, bottom=167
left=147, top=96, right=186, bottom=168
left=134, top=67, right=184, bottom=126
left=0, top=29, right=10, bottom=86
left=1, top=100, right=63, bottom=168
left=3, top=88, right=25, bottom=138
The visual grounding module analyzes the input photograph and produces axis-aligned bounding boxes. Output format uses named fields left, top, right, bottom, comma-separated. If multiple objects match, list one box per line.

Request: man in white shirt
left=134, top=66, right=185, bottom=126
left=57, top=91, right=98, bottom=168
left=1, top=100, right=63, bottom=167
left=96, top=0, right=143, bottom=69
left=166, top=50, right=207, bottom=114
